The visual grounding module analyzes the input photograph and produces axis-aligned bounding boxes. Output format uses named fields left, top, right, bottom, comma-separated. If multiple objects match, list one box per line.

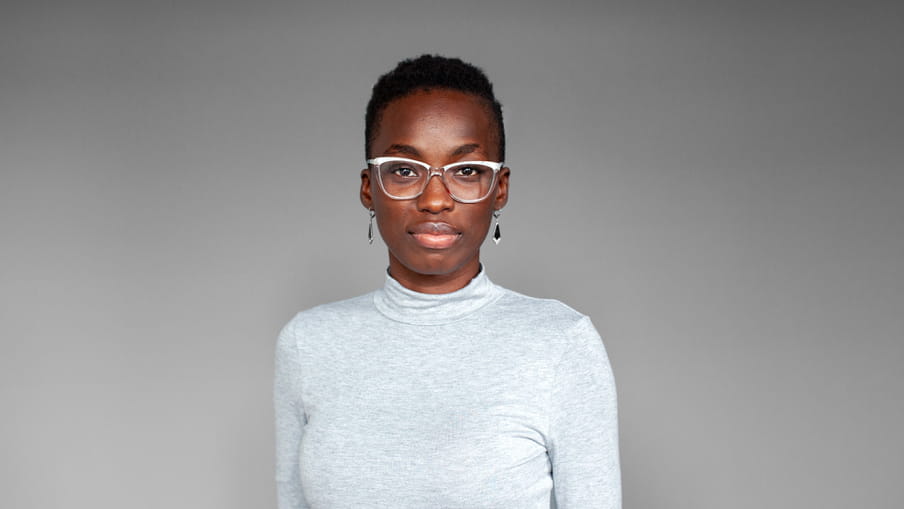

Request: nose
left=416, top=169, right=454, bottom=213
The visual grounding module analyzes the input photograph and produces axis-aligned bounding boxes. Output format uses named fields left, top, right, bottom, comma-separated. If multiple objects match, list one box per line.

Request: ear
left=493, top=166, right=510, bottom=211
left=360, top=168, right=374, bottom=210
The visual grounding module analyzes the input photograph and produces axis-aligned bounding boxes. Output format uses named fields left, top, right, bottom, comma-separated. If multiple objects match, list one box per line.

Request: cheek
left=462, top=209, right=494, bottom=238
left=373, top=202, right=409, bottom=236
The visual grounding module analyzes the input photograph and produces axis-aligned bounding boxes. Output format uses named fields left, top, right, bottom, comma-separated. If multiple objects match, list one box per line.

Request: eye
left=393, top=166, right=417, bottom=177
left=454, top=166, right=483, bottom=177
left=384, top=162, right=423, bottom=179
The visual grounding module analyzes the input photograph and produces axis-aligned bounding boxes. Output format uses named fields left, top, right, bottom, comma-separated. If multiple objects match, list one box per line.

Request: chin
left=395, top=249, right=477, bottom=277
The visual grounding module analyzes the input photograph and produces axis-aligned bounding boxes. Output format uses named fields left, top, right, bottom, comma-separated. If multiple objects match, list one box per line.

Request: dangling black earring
left=492, top=210, right=502, bottom=245
left=367, top=209, right=376, bottom=244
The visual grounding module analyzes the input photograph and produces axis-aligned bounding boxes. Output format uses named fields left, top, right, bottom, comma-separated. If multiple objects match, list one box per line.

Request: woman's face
left=361, top=89, right=510, bottom=294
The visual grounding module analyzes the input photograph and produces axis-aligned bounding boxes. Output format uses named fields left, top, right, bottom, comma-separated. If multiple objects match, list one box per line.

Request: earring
left=367, top=209, right=376, bottom=244
left=492, top=210, right=502, bottom=245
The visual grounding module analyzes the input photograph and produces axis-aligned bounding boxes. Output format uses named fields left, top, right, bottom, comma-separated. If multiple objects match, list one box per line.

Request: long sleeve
left=548, top=317, right=621, bottom=509
left=274, top=319, right=309, bottom=509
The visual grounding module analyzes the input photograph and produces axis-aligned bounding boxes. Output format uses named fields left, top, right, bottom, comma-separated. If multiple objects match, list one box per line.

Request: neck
left=387, top=256, right=482, bottom=295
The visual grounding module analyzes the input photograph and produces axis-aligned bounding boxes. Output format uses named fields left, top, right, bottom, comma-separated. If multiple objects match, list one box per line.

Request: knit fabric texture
left=274, top=269, right=621, bottom=508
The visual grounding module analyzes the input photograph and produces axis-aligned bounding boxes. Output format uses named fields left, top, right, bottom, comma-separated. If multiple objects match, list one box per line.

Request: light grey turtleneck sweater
left=274, top=269, right=620, bottom=508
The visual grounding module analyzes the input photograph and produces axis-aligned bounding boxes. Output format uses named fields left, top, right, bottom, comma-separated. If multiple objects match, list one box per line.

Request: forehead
left=374, top=89, right=498, bottom=159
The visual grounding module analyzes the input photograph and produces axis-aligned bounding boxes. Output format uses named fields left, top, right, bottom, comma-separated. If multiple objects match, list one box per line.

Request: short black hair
left=365, top=54, right=505, bottom=160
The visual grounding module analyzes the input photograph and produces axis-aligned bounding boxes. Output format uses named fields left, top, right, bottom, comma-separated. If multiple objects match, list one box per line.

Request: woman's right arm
left=274, top=319, right=310, bottom=509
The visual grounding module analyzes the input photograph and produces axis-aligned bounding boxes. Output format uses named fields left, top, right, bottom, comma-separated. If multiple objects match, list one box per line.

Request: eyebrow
left=451, top=143, right=481, bottom=157
left=384, top=143, right=482, bottom=158
left=384, top=144, right=421, bottom=157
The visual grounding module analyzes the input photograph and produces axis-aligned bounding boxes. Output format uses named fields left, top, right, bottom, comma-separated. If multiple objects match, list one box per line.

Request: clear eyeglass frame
left=366, top=156, right=504, bottom=203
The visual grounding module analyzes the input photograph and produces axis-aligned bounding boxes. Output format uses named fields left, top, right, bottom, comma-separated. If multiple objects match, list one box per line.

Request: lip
left=409, top=222, right=461, bottom=249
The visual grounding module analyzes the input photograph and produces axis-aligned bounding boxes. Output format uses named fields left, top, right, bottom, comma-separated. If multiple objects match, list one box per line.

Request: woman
left=275, top=55, right=621, bottom=508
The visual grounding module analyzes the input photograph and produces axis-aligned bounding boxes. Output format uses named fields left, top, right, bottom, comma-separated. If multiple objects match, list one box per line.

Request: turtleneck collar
left=373, top=267, right=504, bottom=325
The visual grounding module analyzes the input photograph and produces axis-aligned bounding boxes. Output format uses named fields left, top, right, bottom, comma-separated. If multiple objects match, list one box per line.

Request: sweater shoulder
left=493, top=286, right=595, bottom=335
left=280, top=292, right=376, bottom=337
left=492, top=287, right=607, bottom=370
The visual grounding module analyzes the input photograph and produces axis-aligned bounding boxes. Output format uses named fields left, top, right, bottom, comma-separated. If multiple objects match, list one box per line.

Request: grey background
left=2, top=0, right=902, bottom=508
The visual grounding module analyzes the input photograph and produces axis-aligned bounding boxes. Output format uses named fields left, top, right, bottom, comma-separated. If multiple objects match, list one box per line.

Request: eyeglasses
left=366, top=157, right=504, bottom=203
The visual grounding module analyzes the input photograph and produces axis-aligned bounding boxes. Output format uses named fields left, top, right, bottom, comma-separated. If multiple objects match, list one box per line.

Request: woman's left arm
left=548, top=316, right=622, bottom=509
